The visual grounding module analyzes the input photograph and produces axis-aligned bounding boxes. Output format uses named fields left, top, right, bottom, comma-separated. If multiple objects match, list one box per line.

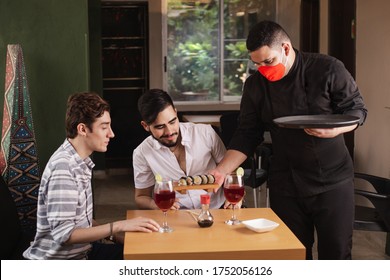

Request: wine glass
left=223, top=173, right=245, bottom=225
left=154, top=178, right=175, bottom=233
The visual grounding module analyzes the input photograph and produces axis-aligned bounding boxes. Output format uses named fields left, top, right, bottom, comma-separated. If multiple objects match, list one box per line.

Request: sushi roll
left=200, top=174, right=208, bottom=184
left=186, top=176, right=194, bottom=186
left=193, top=175, right=202, bottom=185
left=178, top=177, right=187, bottom=186
left=207, top=174, right=215, bottom=184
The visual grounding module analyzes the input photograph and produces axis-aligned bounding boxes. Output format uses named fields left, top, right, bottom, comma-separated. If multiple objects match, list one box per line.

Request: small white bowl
left=242, top=218, right=279, bottom=233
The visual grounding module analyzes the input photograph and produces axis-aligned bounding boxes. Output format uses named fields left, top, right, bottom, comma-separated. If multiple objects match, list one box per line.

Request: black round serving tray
left=273, top=114, right=360, bottom=129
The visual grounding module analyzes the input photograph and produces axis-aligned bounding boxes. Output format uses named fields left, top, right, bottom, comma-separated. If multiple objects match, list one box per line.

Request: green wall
left=0, top=0, right=103, bottom=169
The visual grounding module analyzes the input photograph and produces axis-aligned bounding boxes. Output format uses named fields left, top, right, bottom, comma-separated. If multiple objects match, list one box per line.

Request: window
left=166, top=0, right=276, bottom=103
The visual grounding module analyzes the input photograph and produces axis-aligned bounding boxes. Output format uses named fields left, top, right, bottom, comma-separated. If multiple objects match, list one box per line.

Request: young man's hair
left=65, top=92, right=110, bottom=138
left=246, top=20, right=291, bottom=52
left=137, top=89, right=175, bottom=125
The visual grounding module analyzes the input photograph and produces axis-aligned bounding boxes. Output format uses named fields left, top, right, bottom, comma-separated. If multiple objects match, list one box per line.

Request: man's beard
left=152, top=132, right=179, bottom=148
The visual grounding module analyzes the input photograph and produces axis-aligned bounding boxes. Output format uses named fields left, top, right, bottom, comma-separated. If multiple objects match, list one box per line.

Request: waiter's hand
left=304, top=124, right=358, bottom=138
left=208, top=168, right=226, bottom=192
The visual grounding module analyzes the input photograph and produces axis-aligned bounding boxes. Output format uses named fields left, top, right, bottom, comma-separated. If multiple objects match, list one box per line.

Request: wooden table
left=124, top=208, right=305, bottom=260
left=182, top=114, right=221, bottom=127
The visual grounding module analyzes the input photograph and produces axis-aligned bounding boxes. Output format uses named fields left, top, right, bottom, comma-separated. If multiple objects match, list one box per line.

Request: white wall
left=355, top=0, right=390, bottom=178
left=319, top=0, right=328, bottom=54
left=277, top=0, right=301, bottom=49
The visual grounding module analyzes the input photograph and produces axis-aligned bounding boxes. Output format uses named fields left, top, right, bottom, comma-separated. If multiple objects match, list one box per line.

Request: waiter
left=212, top=20, right=367, bottom=259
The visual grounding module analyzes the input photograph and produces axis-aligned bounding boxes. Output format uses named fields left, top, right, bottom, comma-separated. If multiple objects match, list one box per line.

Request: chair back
left=355, top=173, right=390, bottom=195
left=219, top=112, right=252, bottom=170
left=219, top=112, right=240, bottom=147
left=354, top=173, right=390, bottom=231
left=0, top=176, right=22, bottom=259
left=0, top=176, right=36, bottom=259
left=354, top=173, right=390, bottom=256
left=220, top=112, right=271, bottom=208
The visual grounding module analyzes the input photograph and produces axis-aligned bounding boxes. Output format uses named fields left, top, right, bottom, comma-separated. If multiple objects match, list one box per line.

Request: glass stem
left=231, top=204, right=237, bottom=220
left=163, top=211, right=168, bottom=228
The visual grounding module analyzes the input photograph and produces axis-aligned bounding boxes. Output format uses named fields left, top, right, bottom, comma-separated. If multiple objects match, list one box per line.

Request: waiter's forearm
left=216, top=149, right=247, bottom=175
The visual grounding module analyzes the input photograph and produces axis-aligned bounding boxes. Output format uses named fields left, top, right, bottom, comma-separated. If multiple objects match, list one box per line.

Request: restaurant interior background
left=0, top=0, right=389, bottom=259
left=0, top=0, right=388, bottom=176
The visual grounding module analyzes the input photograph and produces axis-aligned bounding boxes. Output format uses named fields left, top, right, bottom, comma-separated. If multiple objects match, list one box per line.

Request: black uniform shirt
left=229, top=50, right=367, bottom=197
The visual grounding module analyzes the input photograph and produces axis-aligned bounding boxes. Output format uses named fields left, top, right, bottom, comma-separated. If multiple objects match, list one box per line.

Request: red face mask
left=258, top=49, right=286, bottom=82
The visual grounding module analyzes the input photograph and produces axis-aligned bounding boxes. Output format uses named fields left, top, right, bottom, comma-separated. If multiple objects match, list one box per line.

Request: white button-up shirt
left=133, top=122, right=226, bottom=209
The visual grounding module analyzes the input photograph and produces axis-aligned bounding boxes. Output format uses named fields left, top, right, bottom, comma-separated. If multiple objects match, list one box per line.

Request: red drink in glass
left=154, top=190, right=175, bottom=211
left=223, top=173, right=245, bottom=226
left=224, top=184, right=245, bottom=203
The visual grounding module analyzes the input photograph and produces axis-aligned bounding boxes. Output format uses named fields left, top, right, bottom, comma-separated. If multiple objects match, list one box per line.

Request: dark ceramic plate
left=273, top=115, right=360, bottom=129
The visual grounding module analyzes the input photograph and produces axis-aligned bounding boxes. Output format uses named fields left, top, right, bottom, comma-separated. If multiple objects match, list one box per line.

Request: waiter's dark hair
left=138, top=89, right=175, bottom=125
left=246, top=20, right=291, bottom=52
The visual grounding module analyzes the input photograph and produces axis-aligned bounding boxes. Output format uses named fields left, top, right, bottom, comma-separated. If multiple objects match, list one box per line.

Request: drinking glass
left=154, top=178, right=175, bottom=232
left=223, top=173, right=245, bottom=225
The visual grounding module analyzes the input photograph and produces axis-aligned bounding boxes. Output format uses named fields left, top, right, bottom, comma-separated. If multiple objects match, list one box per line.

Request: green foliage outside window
left=168, top=1, right=219, bottom=100
left=167, top=0, right=275, bottom=101
left=224, top=41, right=247, bottom=96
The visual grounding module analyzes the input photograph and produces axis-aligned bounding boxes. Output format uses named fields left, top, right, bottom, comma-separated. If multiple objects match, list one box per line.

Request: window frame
left=154, top=0, right=301, bottom=111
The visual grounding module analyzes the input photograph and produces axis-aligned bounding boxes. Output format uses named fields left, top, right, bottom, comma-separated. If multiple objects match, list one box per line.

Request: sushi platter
left=173, top=174, right=220, bottom=194
left=173, top=183, right=220, bottom=194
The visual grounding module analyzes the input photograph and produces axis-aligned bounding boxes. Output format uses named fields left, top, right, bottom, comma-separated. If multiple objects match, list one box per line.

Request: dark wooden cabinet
left=101, top=1, right=149, bottom=168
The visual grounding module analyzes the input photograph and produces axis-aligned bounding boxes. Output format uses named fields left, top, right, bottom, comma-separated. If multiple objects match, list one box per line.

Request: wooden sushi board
left=173, top=184, right=220, bottom=194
